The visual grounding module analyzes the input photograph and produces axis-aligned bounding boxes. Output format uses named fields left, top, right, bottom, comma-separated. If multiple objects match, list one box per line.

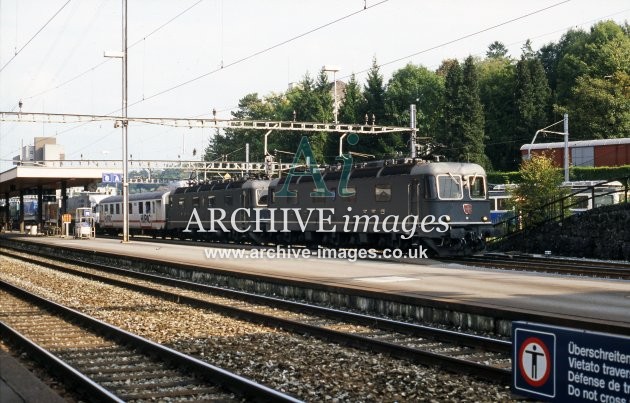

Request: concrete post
left=37, top=185, right=43, bottom=227
left=4, top=192, right=9, bottom=231
left=61, top=180, right=68, bottom=214
left=19, top=191, right=24, bottom=233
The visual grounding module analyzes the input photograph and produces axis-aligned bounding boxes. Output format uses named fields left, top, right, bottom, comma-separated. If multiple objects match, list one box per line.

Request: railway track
left=450, top=253, right=630, bottom=280
left=0, top=246, right=512, bottom=384
left=0, top=278, right=299, bottom=402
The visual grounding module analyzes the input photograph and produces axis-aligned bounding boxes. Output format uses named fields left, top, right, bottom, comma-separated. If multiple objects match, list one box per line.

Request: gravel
left=0, top=255, right=520, bottom=402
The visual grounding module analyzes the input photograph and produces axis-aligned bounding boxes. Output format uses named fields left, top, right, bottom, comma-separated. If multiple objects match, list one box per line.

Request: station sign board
left=513, top=321, right=630, bottom=402
left=101, top=173, right=123, bottom=183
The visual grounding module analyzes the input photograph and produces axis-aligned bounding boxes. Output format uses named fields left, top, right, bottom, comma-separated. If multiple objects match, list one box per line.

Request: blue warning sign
left=102, top=173, right=122, bottom=183
left=513, top=322, right=630, bottom=402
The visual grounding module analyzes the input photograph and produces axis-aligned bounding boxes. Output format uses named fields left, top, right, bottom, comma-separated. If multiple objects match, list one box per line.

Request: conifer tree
left=460, top=56, right=488, bottom=167
left=338, top=74, right=363, bottom=124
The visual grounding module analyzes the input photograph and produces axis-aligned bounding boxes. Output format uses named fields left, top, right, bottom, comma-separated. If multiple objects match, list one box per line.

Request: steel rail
left=0, top=247, right=511, bottom=383
left=0, top=278, right=301, bottom=403
left=451, top=254, right=630, bottom=280
left=0, top=320, right=123, bottom=403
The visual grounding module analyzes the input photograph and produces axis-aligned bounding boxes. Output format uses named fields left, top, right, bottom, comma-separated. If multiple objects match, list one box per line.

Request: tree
left=439, top=57, right=488, bottom=167
left=440, top=59, right=464, bottom=161
left=338, top=74, right=363, bottom=124
left=486, top=41, right=509, bottom=59
left=460, top=56, right=488, bottom=167
left=514, top=54, right=551, bottom=152
left=478, top=57, right=518, bottom=170
left=204, top=92, right=291, bottom=163
left=511, top=154, right=568, bottom=227
left=385, top=63, right=444, bottom=135
left=361, top=57, right=387, bottom=124
left=287, top=72, right=329, bottom=161
left=565, top=72, right=630, bottom=139
left=554, top=21, right=630, bottom=105
left=358, top=57, right=400, bottom=158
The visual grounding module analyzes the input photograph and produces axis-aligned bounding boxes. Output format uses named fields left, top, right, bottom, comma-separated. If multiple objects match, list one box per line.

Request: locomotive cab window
left=374, top=185, right=391, bottom=202
left=468, top=175, right=486, bottom=199
left=256, top=190, right=268, bottom=206
left=424, top=176, right=437, bottom=199
left=437, top=174, right=463, bottom=199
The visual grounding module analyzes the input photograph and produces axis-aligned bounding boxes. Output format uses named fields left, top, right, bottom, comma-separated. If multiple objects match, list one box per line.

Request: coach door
left=408, top=179, right=419, bottom=216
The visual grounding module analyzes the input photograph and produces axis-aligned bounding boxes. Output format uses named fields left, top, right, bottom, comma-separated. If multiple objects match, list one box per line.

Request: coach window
left=468, top=175, right=486, bottom=199
left=115, top=204, right=120, bottom=215
left=138, top=202, right=143, bottom=214
left=145, top=201, right=151, bottom=213
left=225, top=195, right=233, bottom=206
left=192, top=197, right=199, bottom=207
left=129, top=203, right=133, bottom=214
left=437, top=174, right=463, bottom=199
left=208, top=196, right=215, bottom=207
left=374, top=184, right=391, bottom=202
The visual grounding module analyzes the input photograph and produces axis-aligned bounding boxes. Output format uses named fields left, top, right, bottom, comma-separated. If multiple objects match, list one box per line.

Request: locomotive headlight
left=443, top=215, right=451, bottom=223
left=481, top=216, right=489, bottom=222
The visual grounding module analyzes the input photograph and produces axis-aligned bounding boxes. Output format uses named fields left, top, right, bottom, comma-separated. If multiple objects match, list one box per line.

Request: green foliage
left=565, top=72, right=630, bottom=139
left=489, top=165, right=630, bottom=184
left=511, top=154, right=568, bottom=226
left=385, top=63, right=444, bottom=132
left=478, top=57, right=519, bottom=170
left=358, top=57, right=403, bottom=158
left=570, top=165, right=630, bottom=181
left=554, top=21, right=630, bottom=106
left=338, top=74, right=363, bottom=124
left=439, top=57, right=488, bottom=167
left=201, top=20, right=630, bottom=174
left=514, top=55, right=551, bottom=147
left=486, top=41, right=509, bottom=59
left=487, top=171, right=521, bottom=184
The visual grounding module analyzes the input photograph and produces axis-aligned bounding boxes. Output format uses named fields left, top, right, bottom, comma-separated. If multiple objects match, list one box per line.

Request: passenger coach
left=98, top=191, right=170, bottom=236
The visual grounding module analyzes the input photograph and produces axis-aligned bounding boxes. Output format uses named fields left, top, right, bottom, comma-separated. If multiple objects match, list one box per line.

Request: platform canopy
left=0, top=166, right=117, bottom=197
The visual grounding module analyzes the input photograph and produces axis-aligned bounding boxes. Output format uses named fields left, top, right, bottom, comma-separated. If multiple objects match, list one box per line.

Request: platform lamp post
left=105, top=0, right=129, bottom=242
left=323, top=65, right=340, bottom=124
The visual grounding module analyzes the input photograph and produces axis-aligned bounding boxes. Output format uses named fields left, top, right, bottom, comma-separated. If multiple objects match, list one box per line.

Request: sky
left=0, top=0, right=628, bottom=172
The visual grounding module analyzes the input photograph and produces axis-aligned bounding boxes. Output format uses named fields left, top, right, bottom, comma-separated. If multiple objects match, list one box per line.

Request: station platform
left=1, top=234, right=630, bottom=332
left=0, top=349, right=65, bottom=403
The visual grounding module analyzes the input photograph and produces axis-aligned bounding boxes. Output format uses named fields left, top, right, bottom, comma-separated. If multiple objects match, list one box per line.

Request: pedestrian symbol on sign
left=520, top=337, right=550, bottom=386
left=513, top=328, right=556, bottom=399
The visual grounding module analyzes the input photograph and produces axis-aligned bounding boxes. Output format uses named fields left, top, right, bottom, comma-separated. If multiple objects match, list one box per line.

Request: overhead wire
left=0, top=0, right=72, bottom=73
left=36, top=1, right=388, bottom=141
left=123, top=0, right=390, bottom=110
left=342, top=0, right=573, bottom=78
left=20, top=0, right=205, bottom=103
